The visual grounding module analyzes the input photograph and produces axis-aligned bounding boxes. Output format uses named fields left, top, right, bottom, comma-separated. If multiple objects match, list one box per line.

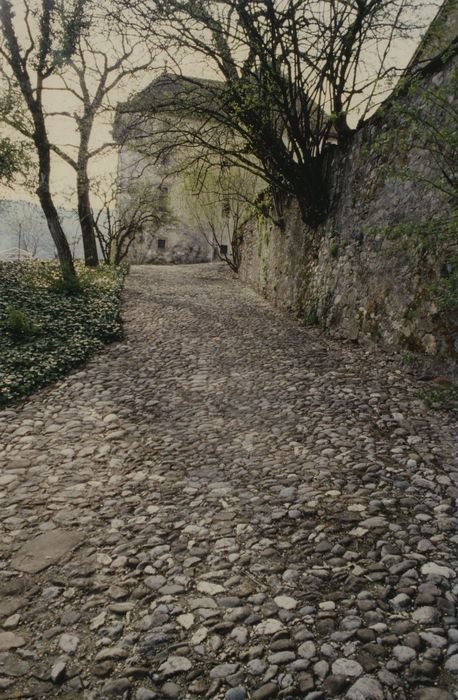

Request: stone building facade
left=114, top=75, right=233, bottom=265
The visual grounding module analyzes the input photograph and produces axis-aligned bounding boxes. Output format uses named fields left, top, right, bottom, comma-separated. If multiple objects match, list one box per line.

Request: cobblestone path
left=1, top=264, right=458, bottom=700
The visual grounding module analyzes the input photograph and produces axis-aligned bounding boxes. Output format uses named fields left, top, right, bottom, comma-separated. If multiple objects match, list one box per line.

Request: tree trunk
left=294, top=159, right=329, bottom=228
left=36, top=145, right=77, bottom=283
left=37, top=182, right=76, bottom=282
left=77, top=167, right=99, bottom=267
left=76, top=127, right=99, bottom=266
left=0, top=0, right=77, bottom=283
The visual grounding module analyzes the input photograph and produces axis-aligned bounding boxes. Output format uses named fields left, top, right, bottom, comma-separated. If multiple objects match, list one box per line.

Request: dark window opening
left=222, top=198, right=230, bottom=217
left=157, top=239, right=166, bottom=250
left=219, top=244, right=228, bottom=256
left=159, top=151, right=171, bottom=166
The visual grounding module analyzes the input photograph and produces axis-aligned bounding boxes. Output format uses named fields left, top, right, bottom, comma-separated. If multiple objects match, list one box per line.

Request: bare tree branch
left=114, top=0, right=437, bottom=227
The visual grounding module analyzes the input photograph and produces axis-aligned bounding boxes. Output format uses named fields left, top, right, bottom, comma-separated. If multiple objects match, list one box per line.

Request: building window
left=219, top=244, right=228, bottom=256
left=159, top=150, right=171, bottom=166
left=157, top=239, right=166, bottom=250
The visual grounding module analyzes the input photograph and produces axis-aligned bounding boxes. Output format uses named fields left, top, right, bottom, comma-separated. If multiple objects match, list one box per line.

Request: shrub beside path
left=0, top=264, right=457, bottom=699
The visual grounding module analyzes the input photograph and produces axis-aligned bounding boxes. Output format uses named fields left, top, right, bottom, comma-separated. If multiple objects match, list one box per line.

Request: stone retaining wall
left=239, top=49, right=458, bottom=378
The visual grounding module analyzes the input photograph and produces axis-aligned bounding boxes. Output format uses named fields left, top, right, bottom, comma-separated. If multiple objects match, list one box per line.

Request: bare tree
left=1, top=1, right=156, bottom=267
left=117, top=0, right=436, bottom=227
left=0, top=0, right=81, bottom=282
left=92, top=178, right=168, bottom=264
left=45, top=1, right=156, bottom=267
left=180, top=161, right=258, bottom=272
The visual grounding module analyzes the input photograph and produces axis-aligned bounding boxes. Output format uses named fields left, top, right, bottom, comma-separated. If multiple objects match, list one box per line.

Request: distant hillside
left=0, top=199, right=83, bottom=260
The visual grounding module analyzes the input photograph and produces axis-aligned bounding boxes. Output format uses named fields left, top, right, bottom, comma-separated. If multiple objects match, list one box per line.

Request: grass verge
left=0, top=261, right=127, bottom=406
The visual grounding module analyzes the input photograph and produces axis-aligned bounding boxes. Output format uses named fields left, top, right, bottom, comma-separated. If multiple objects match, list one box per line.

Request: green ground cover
left=0, top=261, right=126, bottom=406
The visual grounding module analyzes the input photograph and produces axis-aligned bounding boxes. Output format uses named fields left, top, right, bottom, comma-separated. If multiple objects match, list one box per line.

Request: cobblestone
left=0, top=264, right=457, bottom=699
